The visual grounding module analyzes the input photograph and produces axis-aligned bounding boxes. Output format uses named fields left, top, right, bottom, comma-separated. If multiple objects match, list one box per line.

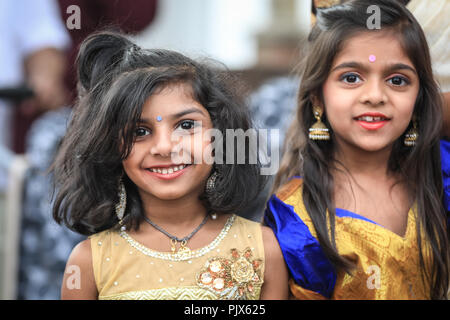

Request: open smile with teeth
left=148, top=164, right=189, bottom=174
left=356, top=116, right=389, bottom=122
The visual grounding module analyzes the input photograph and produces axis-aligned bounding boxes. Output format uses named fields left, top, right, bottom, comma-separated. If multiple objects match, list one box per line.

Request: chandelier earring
left=205, top=170, right=219, bottom=221
left=404, top=116, right=419, bottom=147
left=309, top=105, right=330, bottom=141
left=115, top=179, right=127, bottom=231
left=205, top=170, right=219, bottom=195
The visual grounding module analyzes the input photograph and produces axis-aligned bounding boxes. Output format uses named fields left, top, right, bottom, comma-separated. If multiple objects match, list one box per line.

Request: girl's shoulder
left=62, top=237, right=98, bottom=299
left=230, top=215, right=266, bottom=246
left=89, top=228, right=117, bottom=242
left=68, top=238, right=92, bottom=263
left=266, top=176, right=309, bottom=223
left=233, top=215, right=278, bottom=248
left=87, top=228, right=115, bottom=249
left=232, top=214, right=263, bottom=228
left=88, top=228, right=123, bottom=265
left=274, top=176, right=303, bottom=202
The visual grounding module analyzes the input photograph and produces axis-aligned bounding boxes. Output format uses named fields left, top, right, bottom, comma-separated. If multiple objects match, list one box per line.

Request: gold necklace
left=142, top=214, right=210, bottom=257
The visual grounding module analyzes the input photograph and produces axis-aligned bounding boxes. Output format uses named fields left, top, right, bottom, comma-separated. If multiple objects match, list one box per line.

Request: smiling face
left=122, top=82, right=214, bottom=202
left=320, top=30, right=420, bottom=154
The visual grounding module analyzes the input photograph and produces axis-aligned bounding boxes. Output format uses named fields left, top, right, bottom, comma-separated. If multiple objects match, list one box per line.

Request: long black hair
left=52, top=31, right=266, bottom=236
left=274, top=0, right=449, bottom=299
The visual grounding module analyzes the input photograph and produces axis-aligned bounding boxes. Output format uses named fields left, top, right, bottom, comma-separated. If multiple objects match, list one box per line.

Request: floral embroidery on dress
left=196, top=247, right=263, bottom=300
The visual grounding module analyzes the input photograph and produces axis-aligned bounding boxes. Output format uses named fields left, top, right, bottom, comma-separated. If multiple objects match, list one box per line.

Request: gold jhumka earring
left=309, top=106, right=330, bottom=141
left=404, top=116, right=419, bottom=147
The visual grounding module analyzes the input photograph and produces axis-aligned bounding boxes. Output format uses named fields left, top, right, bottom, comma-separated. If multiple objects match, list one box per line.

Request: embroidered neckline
left=334, top=206, right=415, bottom=241
left=119, top=215, right=236, bottom=261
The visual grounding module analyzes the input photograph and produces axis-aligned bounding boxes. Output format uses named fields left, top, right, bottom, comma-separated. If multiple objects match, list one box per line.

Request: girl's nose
left=149, top=130, right=173, bottom=157
left=360, top=78, right=388, bottom=107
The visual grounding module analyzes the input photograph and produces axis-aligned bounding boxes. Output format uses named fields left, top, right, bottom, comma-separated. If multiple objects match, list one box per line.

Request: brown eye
left=340, top=73, right=362, bottom=84
left=178, top=120, right=195, bottom=130
left=388, top=76, right=408, bottom=86
left=135, top=127, right=150, bottom=137
left=346, top=75, right=357, bottom=83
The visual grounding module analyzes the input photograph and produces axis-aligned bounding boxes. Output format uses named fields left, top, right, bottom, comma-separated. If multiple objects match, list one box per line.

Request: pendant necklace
left=141, top=213, right=212, bottom=257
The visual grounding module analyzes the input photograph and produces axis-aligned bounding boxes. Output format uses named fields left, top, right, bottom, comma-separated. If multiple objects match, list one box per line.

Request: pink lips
left=358, top=121, right=388, bottom=130
left=354, top=113, right=390, bottom=131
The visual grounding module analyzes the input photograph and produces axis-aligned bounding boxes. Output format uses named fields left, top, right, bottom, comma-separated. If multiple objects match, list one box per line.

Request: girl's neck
left=331, top=142, right=409, bottom=215
left=139, top=191, right=208, bottom=227
left=333, top=142, right=393, bottom=178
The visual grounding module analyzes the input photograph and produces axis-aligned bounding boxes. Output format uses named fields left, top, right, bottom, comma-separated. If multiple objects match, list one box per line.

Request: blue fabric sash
left=264, top=195, right=336, bottom=298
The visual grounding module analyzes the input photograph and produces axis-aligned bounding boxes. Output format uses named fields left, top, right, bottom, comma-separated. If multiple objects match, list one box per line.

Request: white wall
left=134, top=0, right=310, bottom=70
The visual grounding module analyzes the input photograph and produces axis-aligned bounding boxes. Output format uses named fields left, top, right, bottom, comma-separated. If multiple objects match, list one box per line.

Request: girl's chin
left=334, top=138, right=394, bottom=155
left=354, top=140, right=396, bottom=153
left=138, top=181, right=206, bottom=201
left=145, top=189, right=201, bottom=201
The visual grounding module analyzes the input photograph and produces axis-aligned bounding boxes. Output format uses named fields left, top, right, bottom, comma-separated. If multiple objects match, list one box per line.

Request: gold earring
left=205, top=171, right=219, bottom=195
left=404, top=117, right=418, bottom=147
left=309, top=106, right=330, bottom=141
left=115, top=179, right=127, bottom=231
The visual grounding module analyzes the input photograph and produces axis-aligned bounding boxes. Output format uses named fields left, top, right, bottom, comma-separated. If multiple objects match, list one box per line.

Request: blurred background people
left=17, top=0, right=158, bottom=300
left=1, top=0, right=158, bottom=299
left=0, top=0, right=70, bottom=300
left=0, top=0, right=69, bottom=189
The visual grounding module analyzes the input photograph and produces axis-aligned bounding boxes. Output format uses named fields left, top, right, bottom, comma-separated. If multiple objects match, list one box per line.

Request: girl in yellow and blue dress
left=51, top=31, right=288, bottom=300
left=265, top=0, right=450, bottom=300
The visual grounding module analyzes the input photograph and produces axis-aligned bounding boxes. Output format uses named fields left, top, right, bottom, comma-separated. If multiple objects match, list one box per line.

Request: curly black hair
left=52, top=31, right=267, bottom=236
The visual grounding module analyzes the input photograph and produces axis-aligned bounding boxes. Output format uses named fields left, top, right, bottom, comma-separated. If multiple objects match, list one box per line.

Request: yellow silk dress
left=265, top=177, right=434, bottom=299
left=90, top=214, right=265, bottom=300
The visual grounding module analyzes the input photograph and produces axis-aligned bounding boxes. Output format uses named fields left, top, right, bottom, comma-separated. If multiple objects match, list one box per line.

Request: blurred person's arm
left=13, top=0, right=71, bottom=113
left=24, top=47, right=68, bottom=111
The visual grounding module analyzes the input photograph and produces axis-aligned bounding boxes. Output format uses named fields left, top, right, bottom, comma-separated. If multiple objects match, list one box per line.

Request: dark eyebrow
left=385, top=63, right=417, bottom=75
left=170, top=108, right=206, bottom=120
left=331, top=61, right=368, bottom=73
left=138, top=108, right=206, bottom=123
left=331, top=61, right=417, bottom=75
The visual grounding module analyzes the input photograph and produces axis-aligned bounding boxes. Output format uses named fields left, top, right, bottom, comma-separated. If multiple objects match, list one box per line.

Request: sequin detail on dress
left=196, top=247, right=263, bottom=300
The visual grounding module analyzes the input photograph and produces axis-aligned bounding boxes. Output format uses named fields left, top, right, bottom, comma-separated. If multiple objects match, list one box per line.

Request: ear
left=310, top=95, right=324, bottom=110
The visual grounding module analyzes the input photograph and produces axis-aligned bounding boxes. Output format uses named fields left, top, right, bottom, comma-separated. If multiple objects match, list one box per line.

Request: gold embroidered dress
left=265, top=177, right=433, bottom=300
left=90, top=215, right=265, bottom=300
left=264, top=140, right=450, bottom=300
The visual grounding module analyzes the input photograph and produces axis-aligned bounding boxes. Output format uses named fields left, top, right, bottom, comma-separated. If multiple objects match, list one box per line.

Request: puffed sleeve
left=264, top=194, right=336, bottom=299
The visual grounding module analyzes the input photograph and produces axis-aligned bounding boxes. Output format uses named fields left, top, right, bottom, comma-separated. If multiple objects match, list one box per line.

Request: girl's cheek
left=122, top=148, right=135, bottom=164
left=171, top=126, right=213, bottom=165
left=170, top=136, right=197, bottom=165
left=192, top=133, right=210, bottom=165
left=201, top=140, right=215, bottom=165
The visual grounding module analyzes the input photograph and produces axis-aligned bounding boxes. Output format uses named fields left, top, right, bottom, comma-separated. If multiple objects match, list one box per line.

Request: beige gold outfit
left=90, top=215, right=265, bottom=300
